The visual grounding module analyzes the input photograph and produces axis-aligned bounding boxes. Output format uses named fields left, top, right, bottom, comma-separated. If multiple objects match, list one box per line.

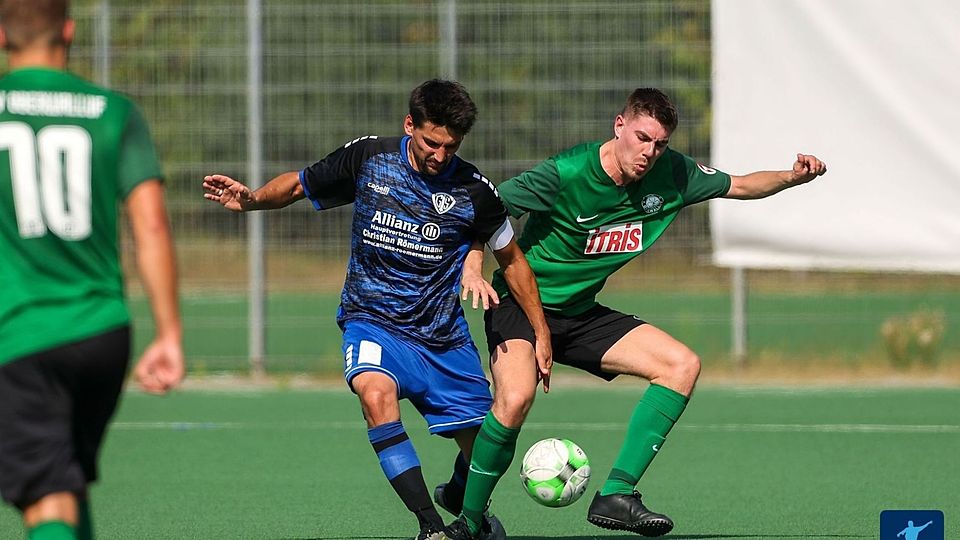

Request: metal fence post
left=439, top=0, right=457, bottom=79
left=96, top=0, right=110, bottom=86
left=731, top=266, right=748, bottom=367
left=247, top=0, right=266, bottom=378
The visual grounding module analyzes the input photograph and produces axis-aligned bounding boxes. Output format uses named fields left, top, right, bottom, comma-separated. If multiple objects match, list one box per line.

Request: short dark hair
left=622, top=88, right=678, bottom=132
left=0, top=0, right=68, bottom=52
left=408, top=79, right=478, bottom=137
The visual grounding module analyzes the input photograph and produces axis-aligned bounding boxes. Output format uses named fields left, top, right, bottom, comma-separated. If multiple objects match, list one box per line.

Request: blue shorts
left=342, top=320, right=492, bottom=435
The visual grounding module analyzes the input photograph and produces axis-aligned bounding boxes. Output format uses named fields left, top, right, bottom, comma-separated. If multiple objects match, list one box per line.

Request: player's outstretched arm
left=461, top=240, right=499, bottom=310
left=724, top=153, right=827, bottom=200
left=493, top=240, right=553, bottom=393
left=203, top=171, right=304, bottom=211
left=127, top=180, right=185, bottom=394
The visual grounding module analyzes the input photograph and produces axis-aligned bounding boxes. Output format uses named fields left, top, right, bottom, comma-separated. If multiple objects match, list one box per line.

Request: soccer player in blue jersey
left=203, top=80, right=550, bottom=540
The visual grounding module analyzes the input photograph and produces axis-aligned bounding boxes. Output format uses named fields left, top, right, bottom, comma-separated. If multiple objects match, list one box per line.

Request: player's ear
left=613, top=115, right=624, bottom=139
left=63, top=19, right=76, bottom=47
left=403, top=114, right=415, bottom=136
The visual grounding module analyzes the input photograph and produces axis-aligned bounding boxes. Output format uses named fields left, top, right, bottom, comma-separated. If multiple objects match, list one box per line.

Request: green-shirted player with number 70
left=0, top=1, right=184, bottom=539
left=442, top=88, right=827, bottom=539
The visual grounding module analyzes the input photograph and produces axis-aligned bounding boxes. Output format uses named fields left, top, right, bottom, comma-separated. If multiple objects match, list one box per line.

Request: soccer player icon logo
left=880, top=510, right=943, bottom=540
left=897, top=520, right=934, bottom=540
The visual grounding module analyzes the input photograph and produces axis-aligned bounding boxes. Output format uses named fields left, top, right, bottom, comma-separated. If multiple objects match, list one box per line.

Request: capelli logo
left=367, top=182, right=390, bottom=195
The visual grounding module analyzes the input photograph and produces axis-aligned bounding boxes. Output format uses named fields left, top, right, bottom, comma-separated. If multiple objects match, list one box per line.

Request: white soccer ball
left=520, top=438, right=591, bottom=507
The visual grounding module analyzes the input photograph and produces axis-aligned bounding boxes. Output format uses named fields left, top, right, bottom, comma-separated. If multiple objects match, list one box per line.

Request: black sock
left=369, top=421, right=443, bottom=530
left=442, top=451, right=468, bottom=514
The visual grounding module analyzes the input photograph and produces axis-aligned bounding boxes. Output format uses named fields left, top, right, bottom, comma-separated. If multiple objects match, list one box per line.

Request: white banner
left=710, top=0, right=960, bottom=273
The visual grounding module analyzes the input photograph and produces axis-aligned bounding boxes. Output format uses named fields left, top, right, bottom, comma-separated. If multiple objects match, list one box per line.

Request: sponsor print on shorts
left=584, top=222, right=643, bottom=255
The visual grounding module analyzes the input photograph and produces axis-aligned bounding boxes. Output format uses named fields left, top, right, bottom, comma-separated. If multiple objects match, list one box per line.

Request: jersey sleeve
left=465, top=172, right=511, bottom=247
left=496, top=158, right=563, bottom=217
left=117, top=102, right=164, bottom=198
left=299, top=137, right=378, bottom=210
left=669, top=150, right=732, bottom=206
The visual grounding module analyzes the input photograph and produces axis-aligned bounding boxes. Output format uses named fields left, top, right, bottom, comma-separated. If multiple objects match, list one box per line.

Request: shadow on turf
left=506, top=536, right=871, bottom=540
left=288, top=535, right=872, bottom=540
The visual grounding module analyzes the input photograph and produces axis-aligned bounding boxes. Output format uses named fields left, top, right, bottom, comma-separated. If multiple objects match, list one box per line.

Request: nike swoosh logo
left=576, top=214, right=599, bottom=223
left=652, top=444, right=660, bottom=452
left=469, top=465, right=499, bottom=477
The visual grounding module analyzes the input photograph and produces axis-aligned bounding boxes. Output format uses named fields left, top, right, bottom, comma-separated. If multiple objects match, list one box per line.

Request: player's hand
left=203, top=174, right=255, bottom=212
left=134, top=336, right=185, bottom=395
left=461, top=272, right=500, bottom=310
left=535, top=335, right=553, bottom=394
left=790, top=153, right=827, bottom=185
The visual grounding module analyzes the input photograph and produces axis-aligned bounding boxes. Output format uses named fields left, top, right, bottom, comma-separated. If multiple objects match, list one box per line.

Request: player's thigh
left=557, top=305, right=643, bottom=380
left=484, top=295, right=541, bottom=405
left=64, top=327, right=130, bottom=483
left=0, top=328, right=128, bottom=510
left=489, top=339, right=539, bottom=427
left=599, top=323, right=699, bottom=390
left=341, top=322, right=405, bottom=424
left=417, top=342, right=492, bottom=436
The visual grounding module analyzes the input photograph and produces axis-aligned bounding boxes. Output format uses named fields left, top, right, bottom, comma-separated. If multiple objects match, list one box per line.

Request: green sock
left=461, top=411, right=520, bottom=534
left=600, top=384, right=688, bottom=496
left=77, top=500, right=93, bottom=540
left=27, top=521, right=76, bottom=540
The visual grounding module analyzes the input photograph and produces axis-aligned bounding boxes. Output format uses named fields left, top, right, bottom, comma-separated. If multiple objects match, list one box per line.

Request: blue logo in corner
left=880, top=510, right=943, bottom=540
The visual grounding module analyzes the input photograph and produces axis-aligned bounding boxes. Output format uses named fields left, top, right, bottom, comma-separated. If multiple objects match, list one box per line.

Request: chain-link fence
left=19, top=0, right=954, bottom=375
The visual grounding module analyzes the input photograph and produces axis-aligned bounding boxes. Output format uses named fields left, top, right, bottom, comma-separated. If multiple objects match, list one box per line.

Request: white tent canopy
left=710, top=0, right=960, bottom=274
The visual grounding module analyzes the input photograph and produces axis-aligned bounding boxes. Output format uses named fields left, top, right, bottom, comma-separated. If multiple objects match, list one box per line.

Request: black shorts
left=0, top=326, right=130, bottom=509
left=484, top=296, right=645, bottom=381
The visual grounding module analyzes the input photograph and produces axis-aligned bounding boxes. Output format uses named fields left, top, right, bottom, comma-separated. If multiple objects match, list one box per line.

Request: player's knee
left=671, top=348, right=701, bottom=388
left=493, top=387, right=535, bottom=428
left=356, top=385, right=398, bottom=422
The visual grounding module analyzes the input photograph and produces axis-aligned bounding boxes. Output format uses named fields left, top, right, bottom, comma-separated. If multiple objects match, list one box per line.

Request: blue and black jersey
left=299, top=135, right=509, bottom=349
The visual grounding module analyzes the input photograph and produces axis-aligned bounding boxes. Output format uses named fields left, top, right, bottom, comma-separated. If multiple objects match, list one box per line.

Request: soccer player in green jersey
left=442, top=88, right=827, bottom=539
left=0, top=1, right=184, bottom=539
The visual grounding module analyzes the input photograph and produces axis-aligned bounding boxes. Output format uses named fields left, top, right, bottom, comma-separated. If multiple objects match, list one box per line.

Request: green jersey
left=492, top=141, right=730, bottom=315
left=0, top=68, right=163, bottom=365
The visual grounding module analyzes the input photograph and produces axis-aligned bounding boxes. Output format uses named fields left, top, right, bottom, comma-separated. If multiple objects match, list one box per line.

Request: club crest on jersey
left=432, top=192, right=456, bottom=214
left=584, top=222, right=643, bottom=255
left=641, top=194, right=664, bottom=214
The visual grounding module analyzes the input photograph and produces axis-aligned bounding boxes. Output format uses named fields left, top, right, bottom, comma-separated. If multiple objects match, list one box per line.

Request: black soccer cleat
left=443, top=516, right=479, bottom=540
left=586, top=490, right=674, bottom=537
left=434, top=483, right=506, bottom=540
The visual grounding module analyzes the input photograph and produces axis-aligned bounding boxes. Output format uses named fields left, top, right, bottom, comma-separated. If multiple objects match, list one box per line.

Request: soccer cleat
left=443, top=516, right=479, bottom=540
left=415, top=525, right=448, bottom=540
left=586, top=490, right=674, bottom=537
left=434, top=484, right=506, bottom=540
left=478, top=514, right=506, bottom=540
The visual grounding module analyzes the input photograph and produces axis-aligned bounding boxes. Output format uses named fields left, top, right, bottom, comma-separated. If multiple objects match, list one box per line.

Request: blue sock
left=368, top=421, right=442, bottom=530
